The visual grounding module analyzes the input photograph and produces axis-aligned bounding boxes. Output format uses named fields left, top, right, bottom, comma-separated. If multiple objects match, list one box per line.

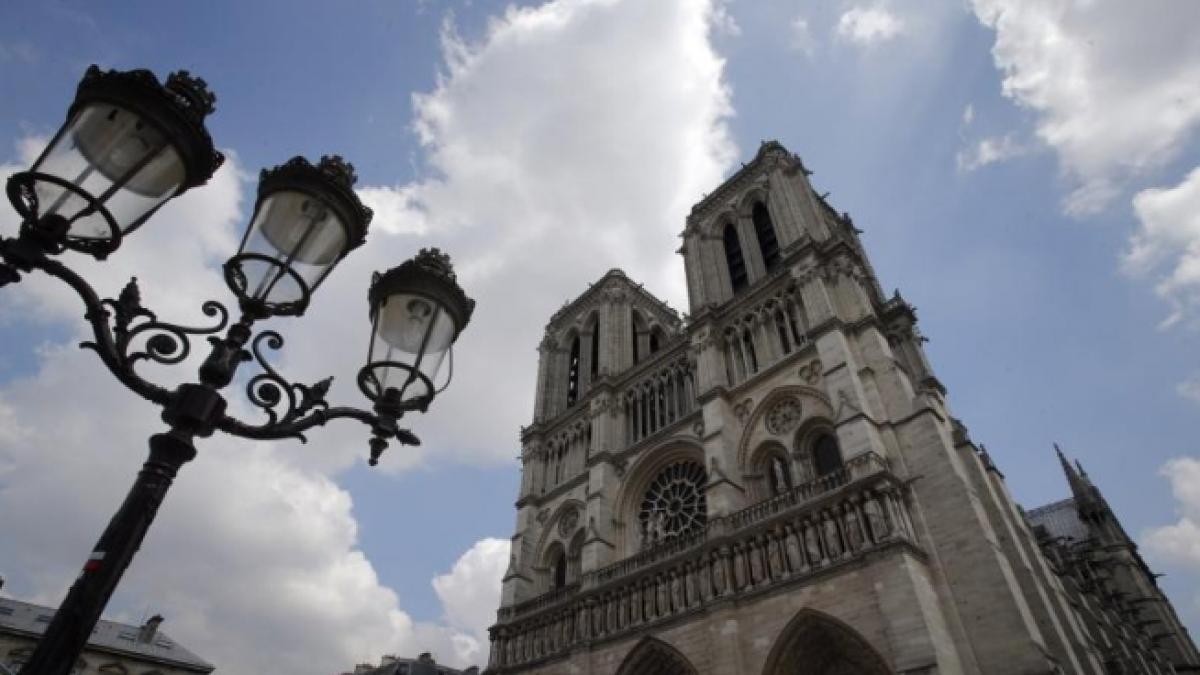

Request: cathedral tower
left=485, top=142, right=1198, bottom=674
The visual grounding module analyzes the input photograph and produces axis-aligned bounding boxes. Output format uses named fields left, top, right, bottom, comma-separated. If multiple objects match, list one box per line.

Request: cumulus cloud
left=329, top=0, right=737, bottom=469
left=1123, top=167, right=1200, bottom=330
left=433, top=538, right=511, bottom=642
left=1144, top=458, right=1200, bottom=625
left=836, top=6, right=904, bottom=45
left=956, top=134, right=1027, bottom=172
left=0, top=0, right=737, bottom=670
left=969, top=0, right=1200, bottom=215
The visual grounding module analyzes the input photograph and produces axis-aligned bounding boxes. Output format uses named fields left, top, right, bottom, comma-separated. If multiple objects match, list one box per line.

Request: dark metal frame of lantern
left=361, top=248, right=476, bottom=417
left=5, top=65, right=223, bottom=260
left=223, top=155, right=371, bottom=318
left=0, top=65, right=475, bottom=675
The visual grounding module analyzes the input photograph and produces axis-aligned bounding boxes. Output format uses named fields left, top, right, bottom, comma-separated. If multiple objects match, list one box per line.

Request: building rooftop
left=1026, top=497, right=1090, bottom=543
left=0, top=596, right=213, bottom=672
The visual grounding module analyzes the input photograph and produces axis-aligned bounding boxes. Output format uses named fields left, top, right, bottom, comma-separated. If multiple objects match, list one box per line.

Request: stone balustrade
left=487, top=452, right=917, bottom=672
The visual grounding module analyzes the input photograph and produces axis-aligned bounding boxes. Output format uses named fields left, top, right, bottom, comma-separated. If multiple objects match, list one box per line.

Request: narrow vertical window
left=590, top=317, right=601, bottom=380
left=553, top=551, right=567, bottom=589
left=813, top=433, right=843, bottom=477
left=769, top=454, right=793, bottom=496
left=753, top=202, right=781, bottom=271
left=566, top=336, right=581, bottom=406
left=723, top=223, right=748, bottom=292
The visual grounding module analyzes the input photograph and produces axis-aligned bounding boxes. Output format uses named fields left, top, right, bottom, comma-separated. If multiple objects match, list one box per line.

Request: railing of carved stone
left=486, top=453, right=915, bottom=672
left=498, top=582, right=581, bottom=623
left=723, top=281, right=809, bottom=386
left=723, top=451, right=888, bottom=532
left=620, top=352, right=696, bottom=446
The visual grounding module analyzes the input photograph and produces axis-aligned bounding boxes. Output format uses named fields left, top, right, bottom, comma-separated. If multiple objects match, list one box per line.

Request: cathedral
left=482, top=142, right=1199, bottom=674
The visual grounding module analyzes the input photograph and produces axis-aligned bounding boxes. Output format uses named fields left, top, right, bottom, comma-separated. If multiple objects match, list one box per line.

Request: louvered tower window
left=723, top=223, right=748, bottom=292
left=753, top=202, right=781, bottom=271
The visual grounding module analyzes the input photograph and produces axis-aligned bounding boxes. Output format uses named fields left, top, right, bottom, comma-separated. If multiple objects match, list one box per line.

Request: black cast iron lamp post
left=0, top=66, right=474, bottom=675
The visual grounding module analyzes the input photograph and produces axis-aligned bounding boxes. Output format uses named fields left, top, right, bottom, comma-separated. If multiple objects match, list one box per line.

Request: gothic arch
left=612, top=439, right=707, bottom=556
left=761, top=609, right=892, bottom=675
left=532, top=498, right=586, bottom=571
left=748, top=439, right=794, bottom=501
left=616, top=636, right=698, bottom=675
left=736, top=385, right=834, bottom=472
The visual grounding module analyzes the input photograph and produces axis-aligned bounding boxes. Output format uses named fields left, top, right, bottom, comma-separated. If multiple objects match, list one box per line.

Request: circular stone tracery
left=765, top=397, right=803, bottom=435
left=638, top=461, right=707, bottom=548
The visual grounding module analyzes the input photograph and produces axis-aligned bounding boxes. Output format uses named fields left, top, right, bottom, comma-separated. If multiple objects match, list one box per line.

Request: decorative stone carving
left=797, top=359, right=823, bottom=385
left=537, top=508, right=550, bottom=524
left=638, top=461, right=708, bottom=549
left=558, top=505, right=580, bottom=537
left=691, top=418, right=705, bottom=438
left=764, top=397, right=803, bottom=435
left=733, top=398, right=753, bottom=424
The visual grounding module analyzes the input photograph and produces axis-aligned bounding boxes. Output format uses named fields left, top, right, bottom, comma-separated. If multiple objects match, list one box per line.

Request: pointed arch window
left=753, top=202, right=781, bottom=271
left=813, top=433, right=843, bottom=477
left=566, top=335, right=581, bottom=406
left=589, top=315, right=601, bottom=380
left=723, top=223, right=748, bottom=293
left=552, top=550, right=567, bottom=589
left=769, top=454, right=793, bottom=496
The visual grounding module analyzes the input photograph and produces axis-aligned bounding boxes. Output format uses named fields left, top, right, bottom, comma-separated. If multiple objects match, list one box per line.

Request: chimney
left=137, top=614, right=163, bottom=643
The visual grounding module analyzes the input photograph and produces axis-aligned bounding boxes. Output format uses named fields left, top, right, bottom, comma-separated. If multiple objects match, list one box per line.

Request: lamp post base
left=20, top=431, right=197, bottom=675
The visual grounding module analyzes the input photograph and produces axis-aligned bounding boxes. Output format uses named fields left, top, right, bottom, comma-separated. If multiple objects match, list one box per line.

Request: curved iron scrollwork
left=239, top=329, right=334, bottom=439
left=80, top=277, right=230, bottom=387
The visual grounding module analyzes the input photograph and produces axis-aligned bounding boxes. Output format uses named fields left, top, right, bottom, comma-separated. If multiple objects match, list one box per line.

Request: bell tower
left=486, top=141, right=1198, bottom=675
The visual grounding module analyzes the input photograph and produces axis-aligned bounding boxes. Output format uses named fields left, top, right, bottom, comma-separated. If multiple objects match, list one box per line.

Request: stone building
left=483, top=141, right=1200, bottom=674
left=0, top=597, right=213, bottom=674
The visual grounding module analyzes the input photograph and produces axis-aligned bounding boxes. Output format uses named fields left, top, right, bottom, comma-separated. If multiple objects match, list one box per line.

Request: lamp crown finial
left=317, top=154, right=359, bottom=188
left=165, top=70, right=217, bottom=118
left=414, top=248, right=456, bottom=281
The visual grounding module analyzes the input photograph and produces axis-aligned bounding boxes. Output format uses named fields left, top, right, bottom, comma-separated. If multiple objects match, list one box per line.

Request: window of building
left=553, top=550, right=568, bottom=589
left=813, top=433, right=843, bottom=477
left=566, top=335, right=580, bottom=406
left=769, top=454, right=793, bottom=496
left=638, top=460, right=708, bottom=548
left=753, top=202, right=781, bottom=271
left=589, top=316, right=601, bottom=381
left=723, top=223, right=748, bottom=292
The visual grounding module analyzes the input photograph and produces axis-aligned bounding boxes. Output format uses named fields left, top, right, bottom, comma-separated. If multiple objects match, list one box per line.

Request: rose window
left=638, top=461, right=707, bottom=547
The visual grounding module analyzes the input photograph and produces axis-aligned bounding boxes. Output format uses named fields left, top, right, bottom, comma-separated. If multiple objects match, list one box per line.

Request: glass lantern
left=6, top=66, right=223, bottom=257
left=224, top=155, right=372, bottom=317
left=360, top=249, right=475, bottom=410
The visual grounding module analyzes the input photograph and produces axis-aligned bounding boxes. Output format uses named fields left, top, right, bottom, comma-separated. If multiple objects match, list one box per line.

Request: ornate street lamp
left=0, top=66, right=474, bottom=675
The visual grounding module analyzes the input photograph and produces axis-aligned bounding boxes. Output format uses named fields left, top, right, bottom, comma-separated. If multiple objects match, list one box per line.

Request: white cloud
left=1144, top=457, right=1200, bottom=626
left=433, top=538, right=511, bottom=642
left=790, top=16, right=816, bottom=56
left=961, top=103, right=974, bottom=127
left=1123, top=166, right=1200, bottom=330
left=956, top=133, right=1026, bottom=172
left=0, top=0, right=737, bottom=670
left=329, top=0, right=737, bottom=468
left=836, top=6, right=904, bottom=45
left=969, top=0, right=1200, bottom=215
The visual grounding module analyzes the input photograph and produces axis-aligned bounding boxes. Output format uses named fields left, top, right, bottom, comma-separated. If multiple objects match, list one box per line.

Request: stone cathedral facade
left=483, top=142, right=1199, bottom=674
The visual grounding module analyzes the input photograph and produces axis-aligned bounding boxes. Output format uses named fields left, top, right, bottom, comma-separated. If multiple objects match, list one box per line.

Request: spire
left=1056, top=443, right=1101, bottom=518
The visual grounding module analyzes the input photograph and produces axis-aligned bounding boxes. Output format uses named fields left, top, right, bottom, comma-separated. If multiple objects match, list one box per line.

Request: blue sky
left=1, top=1, right=1199, bottom=672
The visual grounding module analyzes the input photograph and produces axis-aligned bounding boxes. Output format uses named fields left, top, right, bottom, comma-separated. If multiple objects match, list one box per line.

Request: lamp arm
left=26, top=256, right=231, bottom=407
left=216, top=405, right=421, bottom=466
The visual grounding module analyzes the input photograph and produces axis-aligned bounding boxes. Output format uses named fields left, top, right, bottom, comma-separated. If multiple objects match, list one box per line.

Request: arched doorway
left=616, top=637, right=698, bottom=675
left=761, top=609, right=892, bottom=675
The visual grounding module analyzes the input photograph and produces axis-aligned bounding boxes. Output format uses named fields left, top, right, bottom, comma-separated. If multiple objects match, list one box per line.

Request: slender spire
left=1056, top=443, right=1101, bottom=518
